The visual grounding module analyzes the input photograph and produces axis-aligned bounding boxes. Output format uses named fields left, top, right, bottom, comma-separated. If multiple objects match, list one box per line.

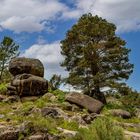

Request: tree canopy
left=0, top=36, right=19, bottom=81
left=60, top=13, right=133, bottom=103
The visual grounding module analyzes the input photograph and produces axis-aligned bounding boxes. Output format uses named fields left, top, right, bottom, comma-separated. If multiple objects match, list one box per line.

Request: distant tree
left=0, top=36, right=19, bottom=81
left=49, top=74, right=62, bottom=91
left=60, top=13, right=133, bottom=104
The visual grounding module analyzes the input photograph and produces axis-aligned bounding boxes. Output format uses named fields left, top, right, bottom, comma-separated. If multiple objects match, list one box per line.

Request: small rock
left=0, top=114, right=5, bottom=119
left=47, top=134, right=60, bottom=140
left=17, top=121, right=34, bottom=134
left=109, top=109, right=131, bottom=119
left=135, top=108, right=140, bottom=119
left=0, top=130, right=19, bottom=140
left=70, top=114, right=85, bottom=125
left=3, top=95, right=20, bottom=103
left=124, top=130, right=140, bottom=140
left=57, top=127, right=77, bottom=138
left=21, top=96, right=40, bottom=102
left=28, top=134, right=47, bottom=140
left=0, top=95, right=6, bottom=102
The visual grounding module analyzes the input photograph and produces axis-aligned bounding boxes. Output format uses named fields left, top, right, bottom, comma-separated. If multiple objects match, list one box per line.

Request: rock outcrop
left=7, top=57, right=48, bottom=96
left=65, top=92, right=104, bottom=113
left=9, top=57, right=44, bottom=77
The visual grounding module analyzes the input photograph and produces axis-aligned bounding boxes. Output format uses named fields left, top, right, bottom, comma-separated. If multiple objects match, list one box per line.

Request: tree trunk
left=92, top=85, right=107, bottom=104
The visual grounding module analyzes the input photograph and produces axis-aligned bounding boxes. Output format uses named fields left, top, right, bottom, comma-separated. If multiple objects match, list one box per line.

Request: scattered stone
left=21, top=96, right=40, bottom=102
left=47, top=134, right=60, bottom=140
left=28, top=134, right=47, bottom=140
left=57, top=127, right=77, bottom=138
left=0, top=95, right=6, bottom=102
left=62, top=102, right=81, bottom=112
left=3, top=95, right=20, bottom=103
left=135, top=108, right=140, bottom=119
left=9, top=57, right=44, bottom=77
left=109, top=109, right=131, bottom=119
left=124, top=130, right=140, bottom=140
left=16, top=121, right=36, bottom=137
left=70, top=114, right=85, bottom=125
left=42, top=93, right=57, bottom=102
left=41, top=107, right=68, bottom=119
left=116, top=122, right=140, bottom=130
left=0, top=114, right=5, bottom=119
left=0, top=130, right=19, bottom=140
left=65, top=92, right=104, bottom=113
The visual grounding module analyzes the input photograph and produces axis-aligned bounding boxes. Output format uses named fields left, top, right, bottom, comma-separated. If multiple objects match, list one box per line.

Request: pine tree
left=0, top=36, right=19, bottom=81
left=60, top=14, right=133, bottom=103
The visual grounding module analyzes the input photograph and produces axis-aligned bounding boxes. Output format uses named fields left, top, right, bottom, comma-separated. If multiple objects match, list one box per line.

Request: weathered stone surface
left=42, top=93, right=57, bottom=102
left=3, top=95, right=20, bottom=103
left=0, top=130, right=19, bottom=140
left=28, top=134, right=47, bottom=140
left=8, top=74, right=48, bottom=96
left=41, top=107, right=68, bottom=119
left=124, top=130, right=140, bottom=140
left=57, top=127, right=77, bottom=138
left=9, top=57, right=44, bottom=77
left=65, top=93, right=104, bottom=113
left=109, top=109, right=131, bottom=119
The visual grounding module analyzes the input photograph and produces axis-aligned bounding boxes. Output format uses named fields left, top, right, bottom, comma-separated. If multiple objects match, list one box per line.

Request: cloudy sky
left=0, top=0, right=140, bottom=91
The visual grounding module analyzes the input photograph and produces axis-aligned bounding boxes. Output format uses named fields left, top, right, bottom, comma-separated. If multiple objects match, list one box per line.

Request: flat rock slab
left=65, top=93, right=104, bottom=113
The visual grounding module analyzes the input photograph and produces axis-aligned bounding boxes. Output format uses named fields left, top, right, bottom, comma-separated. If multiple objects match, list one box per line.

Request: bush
left=0, top=83, right=7, bottom=94
left=71, top=117, right=125, bottom=140
left=51, top=89, right=66, bottom=103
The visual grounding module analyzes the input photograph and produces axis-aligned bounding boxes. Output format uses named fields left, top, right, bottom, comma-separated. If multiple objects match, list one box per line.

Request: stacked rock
left=7, top=57, right=48, bottom=97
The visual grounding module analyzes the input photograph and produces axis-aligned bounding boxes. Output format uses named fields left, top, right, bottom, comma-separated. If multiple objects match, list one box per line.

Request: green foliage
left=60, top=120, right=79, bottom=131
left=61, top=13, right=133, bottom=100
left=72, top=117, right=125, bottom=140
left=0, top=83, right=7, bottom=94
left=35, top=98, right=47, bottom=108
left=49, top=74, right=62, bottom=91
left=0, top=36, right=19, bottom=82
left=121, top=92, right=140, bottom=107
left=51, top=89, right=66, bottom=103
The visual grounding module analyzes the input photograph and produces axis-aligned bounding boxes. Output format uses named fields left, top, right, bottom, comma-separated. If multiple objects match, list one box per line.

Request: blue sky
left=0, top=0, right=140, bottom=91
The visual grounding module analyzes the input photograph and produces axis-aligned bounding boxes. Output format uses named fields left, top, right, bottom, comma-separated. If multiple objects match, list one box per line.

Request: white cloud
left=21, top=41, right=68, bottom=80
left=0, top=0, right=68, bottom=33
left=1, top=16, right=46, bottom=33
left=74, top=0, right=140, bottom=32
left=0, top=0, right=140, bottom=33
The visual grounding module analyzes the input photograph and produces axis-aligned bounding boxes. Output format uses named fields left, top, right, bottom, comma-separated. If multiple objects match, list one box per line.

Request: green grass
left=70, top=117, right=125, bottom=140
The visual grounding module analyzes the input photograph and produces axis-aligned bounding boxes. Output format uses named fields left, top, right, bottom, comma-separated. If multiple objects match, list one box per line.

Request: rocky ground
left=0, top=90, right=140, bottom=140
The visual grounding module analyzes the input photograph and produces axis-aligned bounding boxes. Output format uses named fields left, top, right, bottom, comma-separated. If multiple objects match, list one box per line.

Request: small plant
left=0, top=83, right=7, bottom=94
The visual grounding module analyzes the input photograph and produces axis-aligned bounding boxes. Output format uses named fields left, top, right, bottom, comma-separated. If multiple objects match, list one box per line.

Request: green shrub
left=35, top=98, right=47, bottom=108
left=60, top=120, right=79, bottom=131
left=72, top=117, right=125, bottom=140
left=52, top=89, right=66, bottom=103
left=0, top=83, right=7, bottom=94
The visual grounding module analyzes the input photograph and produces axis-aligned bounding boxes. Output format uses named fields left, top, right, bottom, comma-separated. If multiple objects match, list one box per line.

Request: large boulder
left=9, top=57, right=44, bottom=77
left=8, top=74, right=48, bottom=96
left=65, top=93, right=104, bottom=113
